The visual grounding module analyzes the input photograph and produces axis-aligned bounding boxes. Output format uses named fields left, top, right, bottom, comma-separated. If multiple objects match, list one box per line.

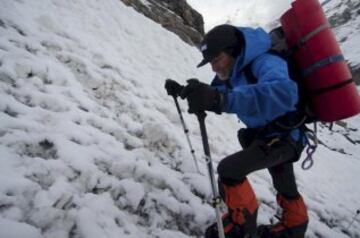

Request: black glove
left=180, top=79, right=223, bottom=114
left=164, top=79, right=184, bottom=97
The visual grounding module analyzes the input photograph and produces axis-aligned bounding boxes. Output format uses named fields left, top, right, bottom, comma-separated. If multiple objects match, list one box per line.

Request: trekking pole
left=196, top=111, right=225, bottom=238
left=345, top=209, right=360, bottom=232
left=172, top=96, right=201, bottom=173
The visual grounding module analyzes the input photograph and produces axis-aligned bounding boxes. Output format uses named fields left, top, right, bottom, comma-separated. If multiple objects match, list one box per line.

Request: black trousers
left=217, top=128, right=304, bottom=199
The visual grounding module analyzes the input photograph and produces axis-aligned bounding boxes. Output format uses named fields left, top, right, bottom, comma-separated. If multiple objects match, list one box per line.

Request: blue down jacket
left=211, top=27, right=299, bottom=139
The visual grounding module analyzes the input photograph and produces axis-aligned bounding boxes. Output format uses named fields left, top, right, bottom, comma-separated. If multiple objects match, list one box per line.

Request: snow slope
left=0, top=0, right=360, bottom=238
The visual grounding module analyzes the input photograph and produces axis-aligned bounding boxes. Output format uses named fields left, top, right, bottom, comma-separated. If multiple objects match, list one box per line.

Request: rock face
left=325, top=0, right=360, bottom=28
left=350, top=65, right=360, bottom=85
left=120, top=0, right=204, bottom=46
left=322, top=0, right=360, bottom=84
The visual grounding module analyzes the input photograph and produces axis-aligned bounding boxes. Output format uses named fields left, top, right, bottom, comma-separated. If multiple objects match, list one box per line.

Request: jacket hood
left=233, top=27, right=272, bottom=72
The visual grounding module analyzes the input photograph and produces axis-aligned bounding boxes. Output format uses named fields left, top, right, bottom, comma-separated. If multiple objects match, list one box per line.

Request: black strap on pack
left=289, top=23, right=330, bottom=54
left=243, top=50, right=287, bottom=85
left=242, top=58, right=318, bottom=170
left=311, top=79, right=354, bottom=95
left=242, top=56, right=310, bottom=131
left=243, top=63, right=257, bottom=84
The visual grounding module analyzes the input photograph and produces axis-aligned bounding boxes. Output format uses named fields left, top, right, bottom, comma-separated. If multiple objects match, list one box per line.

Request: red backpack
left=275, top=0, right=360, bottom=123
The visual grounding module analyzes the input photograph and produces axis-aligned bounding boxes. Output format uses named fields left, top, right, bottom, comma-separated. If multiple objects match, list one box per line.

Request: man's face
left=210, top=51, right=235, bottom=81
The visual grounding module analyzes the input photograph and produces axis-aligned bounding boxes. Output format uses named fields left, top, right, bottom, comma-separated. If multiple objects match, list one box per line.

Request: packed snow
left=0, top=0, right=360, bottom=238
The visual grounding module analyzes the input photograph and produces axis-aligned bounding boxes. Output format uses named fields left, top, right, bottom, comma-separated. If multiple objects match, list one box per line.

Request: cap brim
left=197, top=58, right=209, bottom=68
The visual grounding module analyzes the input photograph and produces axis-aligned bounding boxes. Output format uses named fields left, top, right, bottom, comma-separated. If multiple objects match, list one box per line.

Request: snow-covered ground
left=0, top=0, right=359, bottom=238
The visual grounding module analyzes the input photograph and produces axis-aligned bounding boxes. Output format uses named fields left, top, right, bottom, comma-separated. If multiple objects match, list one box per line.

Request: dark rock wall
left=120, top=0, right=204, bottom=46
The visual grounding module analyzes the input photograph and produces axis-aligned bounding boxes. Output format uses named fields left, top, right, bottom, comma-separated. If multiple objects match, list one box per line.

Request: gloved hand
left=180, top=78, right=223, bottom=114
left=164, top=79, right=184, bottom=97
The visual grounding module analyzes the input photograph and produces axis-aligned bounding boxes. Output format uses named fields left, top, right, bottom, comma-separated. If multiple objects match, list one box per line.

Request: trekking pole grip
left=196, top=111, right=210, bottom=156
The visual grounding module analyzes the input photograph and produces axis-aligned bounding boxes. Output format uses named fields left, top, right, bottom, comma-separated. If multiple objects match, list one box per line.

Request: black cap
left=197, top=24, right=240, bottom=68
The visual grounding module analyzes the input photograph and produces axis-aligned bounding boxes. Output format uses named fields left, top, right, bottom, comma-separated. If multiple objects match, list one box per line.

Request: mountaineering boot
left=205, top=177, right=258, bottom=238
left=205, top=213, right=246, bottom=238
left=258, top=195, right=308, bottom=238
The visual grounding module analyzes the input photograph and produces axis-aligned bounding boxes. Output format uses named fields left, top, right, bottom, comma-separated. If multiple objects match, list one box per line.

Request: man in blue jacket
left=165, top=24, right=308, bottom=238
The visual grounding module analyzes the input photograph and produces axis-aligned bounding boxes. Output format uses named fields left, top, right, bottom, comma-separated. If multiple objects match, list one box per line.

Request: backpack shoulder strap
left=243, top=62, right=257, bottom=84
left=243, top=50, right=287, bottom=85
